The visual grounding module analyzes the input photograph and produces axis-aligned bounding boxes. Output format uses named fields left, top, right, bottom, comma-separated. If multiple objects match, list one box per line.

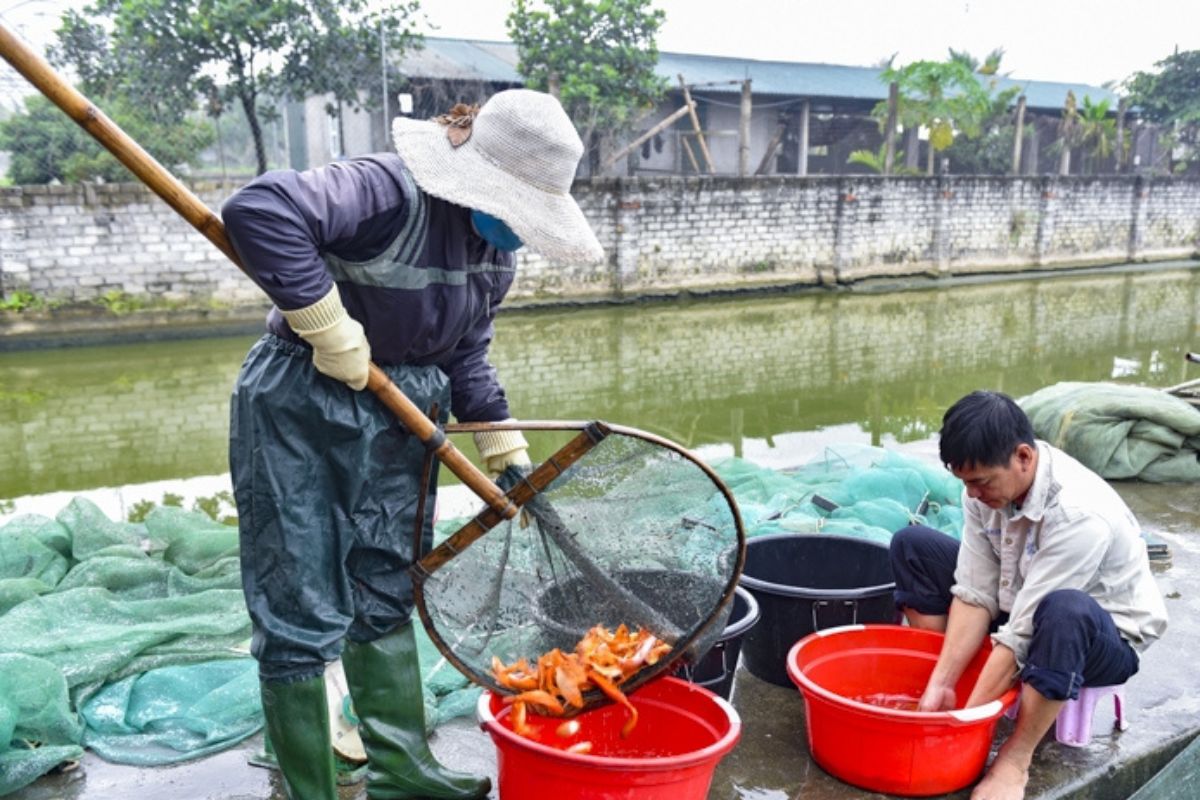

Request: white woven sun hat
left=392, top=89, right=604, bottom=265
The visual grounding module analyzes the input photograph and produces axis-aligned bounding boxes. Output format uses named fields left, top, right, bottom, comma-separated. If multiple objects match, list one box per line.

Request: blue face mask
left=470, top=209, right=524, bottom=252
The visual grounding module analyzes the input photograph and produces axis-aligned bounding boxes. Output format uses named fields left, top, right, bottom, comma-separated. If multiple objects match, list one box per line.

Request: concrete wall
left=1, top=175, right=1197, bottom=305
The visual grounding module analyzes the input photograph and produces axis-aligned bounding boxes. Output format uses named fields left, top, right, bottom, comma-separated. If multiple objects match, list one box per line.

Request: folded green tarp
left=1020, top=382, right=1200, bottom=483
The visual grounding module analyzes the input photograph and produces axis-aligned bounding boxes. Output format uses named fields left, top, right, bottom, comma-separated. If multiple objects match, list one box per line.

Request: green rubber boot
left=259, top=675, right=338, bottom=800
left=342, top=623, right=491, bottom=800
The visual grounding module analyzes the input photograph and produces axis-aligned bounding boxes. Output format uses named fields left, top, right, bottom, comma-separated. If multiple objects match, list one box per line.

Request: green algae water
left=2, top=266, right=1197, bottom=505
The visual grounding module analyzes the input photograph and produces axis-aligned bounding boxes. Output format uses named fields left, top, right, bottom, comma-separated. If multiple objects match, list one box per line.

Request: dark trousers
left=889, top=524, right=1139, bottom=701
left=230, top=335, right=450, bottom=682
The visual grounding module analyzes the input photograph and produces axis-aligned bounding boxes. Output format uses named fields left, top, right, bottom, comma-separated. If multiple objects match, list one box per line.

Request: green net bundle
left=711, top=445, right=965, bottom=543
left=1020, top=382, right=1200, bottom=483
left=0, top=499, right=253, bottom=794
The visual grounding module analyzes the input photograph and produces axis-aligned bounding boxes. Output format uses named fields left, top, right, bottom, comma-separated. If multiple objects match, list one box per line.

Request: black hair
left=938, top=391, right=1036, bottom=470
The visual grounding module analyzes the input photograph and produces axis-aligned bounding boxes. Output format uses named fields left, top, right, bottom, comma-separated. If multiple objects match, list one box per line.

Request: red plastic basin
left=787, top=623, right=1018, bottom=797
left=477, top=676, right=740, bottom=800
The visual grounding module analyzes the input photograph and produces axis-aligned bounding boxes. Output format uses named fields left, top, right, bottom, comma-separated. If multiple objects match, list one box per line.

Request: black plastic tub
left=738, top=533, right=895, bottom=687
left=673, top=584, right=760, bottom=699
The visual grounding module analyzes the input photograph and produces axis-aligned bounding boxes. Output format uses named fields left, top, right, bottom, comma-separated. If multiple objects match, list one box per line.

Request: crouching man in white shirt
left=889, top=390, right=1168, bottom=800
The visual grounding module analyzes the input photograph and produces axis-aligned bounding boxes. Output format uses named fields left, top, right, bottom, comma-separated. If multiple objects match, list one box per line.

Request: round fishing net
left=414, top=422, right=745, bottom=707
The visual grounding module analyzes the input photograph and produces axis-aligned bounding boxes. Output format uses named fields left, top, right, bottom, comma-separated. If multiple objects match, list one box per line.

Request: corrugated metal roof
left=400, top=38, right=521, bottom=83
left=402, top=37, right=1117, bottom=112
left=993, top=76, right=1118, bottom=111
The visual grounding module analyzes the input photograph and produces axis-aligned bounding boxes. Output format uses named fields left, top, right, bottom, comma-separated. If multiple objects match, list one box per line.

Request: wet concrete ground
left=11, top=480, right=1198, bottom=800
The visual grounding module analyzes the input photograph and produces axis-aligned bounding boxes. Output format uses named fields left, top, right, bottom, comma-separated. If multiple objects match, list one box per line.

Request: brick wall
left=1, top=175, right=1197, bottom=304
left=0, top=181, right=258, bottom=304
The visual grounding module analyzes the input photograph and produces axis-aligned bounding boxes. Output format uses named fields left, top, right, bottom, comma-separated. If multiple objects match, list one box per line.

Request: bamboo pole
left=678, top=75, right=715, bottom=173
left=1115, top=98, right=1127, bottom=173
left=755, top=122, right=786, bottom=175
left=604, top=102, right=694, bottom=168
left=0, top=22, right=516, bottom=520
left=680, top=134, right=701, bottom=173
left=798, top=100, right=811, bottom=176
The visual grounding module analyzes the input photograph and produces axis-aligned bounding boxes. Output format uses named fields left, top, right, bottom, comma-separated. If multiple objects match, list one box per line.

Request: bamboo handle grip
left=0, top=23, right=515, bottom=520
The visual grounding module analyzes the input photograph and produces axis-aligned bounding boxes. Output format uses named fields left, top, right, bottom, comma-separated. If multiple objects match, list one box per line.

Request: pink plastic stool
left=1002, top=684, right=1129, bottom=747
left=1055, top=685, right=1128, bottom=747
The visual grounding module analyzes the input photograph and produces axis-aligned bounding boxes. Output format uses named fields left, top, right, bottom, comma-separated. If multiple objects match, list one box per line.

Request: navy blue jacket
left=222, top=154, right=515, bottom=422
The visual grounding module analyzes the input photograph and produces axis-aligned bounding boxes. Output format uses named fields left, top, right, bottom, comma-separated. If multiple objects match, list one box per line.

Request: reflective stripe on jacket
left=221, top=154, right=516, bottom=422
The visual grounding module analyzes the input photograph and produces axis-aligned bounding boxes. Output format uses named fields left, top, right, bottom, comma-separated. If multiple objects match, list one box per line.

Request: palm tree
left=847, top=144, right=920, bottom=174
left=1077, top=96, right=1117, bottom=173
left=948, top=47, right=1006, bottom=77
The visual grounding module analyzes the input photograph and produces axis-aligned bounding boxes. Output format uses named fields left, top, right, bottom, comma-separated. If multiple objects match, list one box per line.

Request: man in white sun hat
left=221, top=89, right=603, bottom=800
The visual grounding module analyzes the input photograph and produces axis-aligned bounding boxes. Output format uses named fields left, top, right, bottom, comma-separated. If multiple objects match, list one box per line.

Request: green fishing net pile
left=1020, top=382, right=1200, bottom=483
left=1, top=443, right=962, bottom=794
left=711, top=444, right=965, bottom=543
left=0, top=497, right=478, bottom=795
left=0, top=498, right=253, bottom=794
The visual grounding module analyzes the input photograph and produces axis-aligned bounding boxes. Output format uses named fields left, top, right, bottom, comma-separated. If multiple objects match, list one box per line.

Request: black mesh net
left=414, top=422, right=744, bottom=708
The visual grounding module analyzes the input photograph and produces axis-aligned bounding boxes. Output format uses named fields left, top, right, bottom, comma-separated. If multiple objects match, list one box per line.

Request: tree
left=941, top=50, right=1023, bottom=175
left=506, top=0, right=668, bottom=167
left=1077, top=96, right=1117, bottom=173
left=947, top=47, right=1006, bottom=77
left=846, top=144, right=920, bottom=175
left=0, top=95, right=213, bottom=184
left=1125, top=49, right=1200, bottom=173
left=874, top=49, right=1018, bottom=175
left=879, top=56, right=1000, bottom=174
left=53, top=0, right=421, bottom=175
left=1054, top=90, right=1081, bottom=175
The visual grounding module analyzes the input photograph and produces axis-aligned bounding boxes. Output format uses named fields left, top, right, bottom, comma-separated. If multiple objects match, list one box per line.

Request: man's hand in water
left=917, top=681, right=958, bottom=712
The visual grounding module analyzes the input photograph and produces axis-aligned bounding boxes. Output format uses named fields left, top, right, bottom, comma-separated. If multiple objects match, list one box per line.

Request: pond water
left=2, top=264, right=1197, bottom=520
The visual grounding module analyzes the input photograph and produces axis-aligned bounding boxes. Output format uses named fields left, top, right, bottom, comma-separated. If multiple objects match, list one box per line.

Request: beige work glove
left=473, top=424, right=531, bottom=479
left=281, top=287, right=370, bottom=391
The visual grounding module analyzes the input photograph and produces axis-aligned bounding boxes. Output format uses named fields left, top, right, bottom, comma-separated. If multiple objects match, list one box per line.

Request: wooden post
left=739, top=79, right=752, bottom=177
left=604, top=102, right=694, bottom=168
left=1059, top=91, right=1075, bottom=176
left=1011, top=94, right=1026, bottom=175
left=883, top=82, right=898, bottom=175
left=548, top=72, right=560, bottom=99
left=904, top=125, right=920, bottom=170
left=1025, top=117, right=1040, bottom=174
left=680, top=134, right=700, bottom=173
left=678, top=75, right=715, bottom=173
left=755, top=122, right=786, bottom=175
left=798, top=99, right=810, bottom=176
left=1115, top=98, right=1127, bottom=173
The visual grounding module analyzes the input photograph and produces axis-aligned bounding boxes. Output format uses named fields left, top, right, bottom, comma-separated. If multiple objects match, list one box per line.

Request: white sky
left=416, top=0, right=1200, bottom=89
left=2, top=0, right=1199, bottom=90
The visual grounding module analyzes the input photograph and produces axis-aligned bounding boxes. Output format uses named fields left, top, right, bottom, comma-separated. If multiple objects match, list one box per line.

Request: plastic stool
left=1055, top=684, right=1128, bottom=747
left=1001, top=684, right=1129, bottom=747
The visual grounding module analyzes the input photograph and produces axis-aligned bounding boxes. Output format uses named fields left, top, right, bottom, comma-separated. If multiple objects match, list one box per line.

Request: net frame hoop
left=411, top=419, right=747, bottom=709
